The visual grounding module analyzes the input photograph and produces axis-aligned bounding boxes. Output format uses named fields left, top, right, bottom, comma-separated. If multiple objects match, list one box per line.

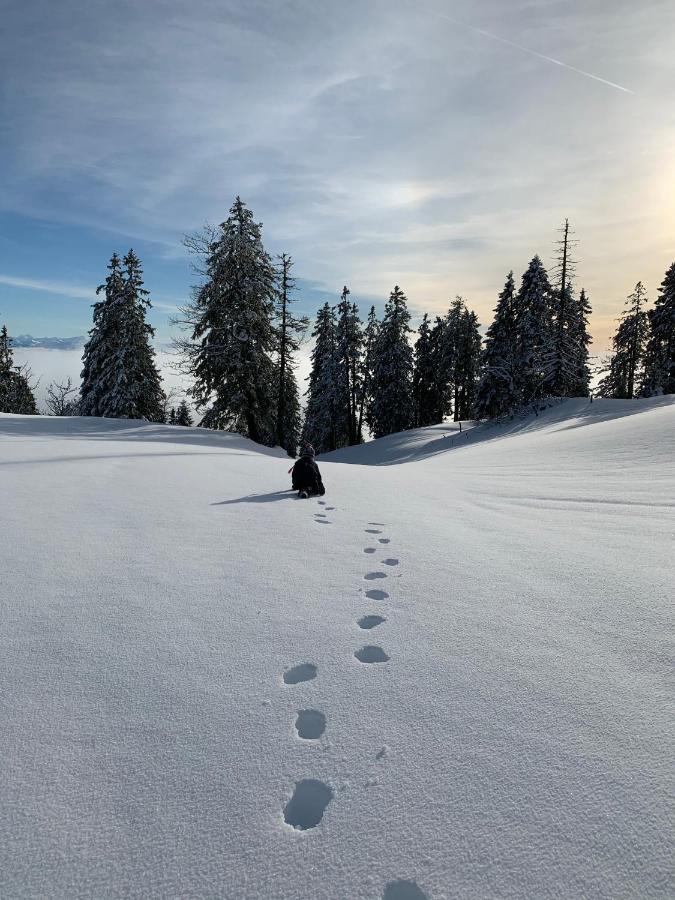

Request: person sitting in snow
left=290, top=443, right=325, bottom=498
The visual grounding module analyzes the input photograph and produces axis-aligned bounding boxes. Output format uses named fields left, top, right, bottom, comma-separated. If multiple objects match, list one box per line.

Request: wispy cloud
left=0, top=274, right=95, bottom=300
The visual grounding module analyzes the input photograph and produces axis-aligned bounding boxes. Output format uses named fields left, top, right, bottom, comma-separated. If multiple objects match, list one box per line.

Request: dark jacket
left=291, top=455, right=325, bottom=495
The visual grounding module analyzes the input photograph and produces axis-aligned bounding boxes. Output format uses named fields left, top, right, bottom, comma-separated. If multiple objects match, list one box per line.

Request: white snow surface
left=1, top=398, right=674, bottom=900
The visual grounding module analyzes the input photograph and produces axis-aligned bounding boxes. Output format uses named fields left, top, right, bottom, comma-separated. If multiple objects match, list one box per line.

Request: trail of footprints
left=278, top=504, right=426, bottom=897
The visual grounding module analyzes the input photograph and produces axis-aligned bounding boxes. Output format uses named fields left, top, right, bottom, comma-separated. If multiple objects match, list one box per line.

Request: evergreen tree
left=641, top=261, right=675, bottom=396
left=168, top=407, right=177, bottom=425
left=175, top=399, right=193, bottom=426
left=274, top=253, right=308, bottom=455
left=370, top=286, right=414, bottom=438
left=475, top=272, right=519, bottom=419
left=413, top=314, right=438, bottom=427
left=513, top=255, right=554, bottom=406
left=276, top=364, right=302, bottom=456
left=80, top=251, right=165, bottom=420
left=545, top=219, right=590, bottom=397
left=336, top=287, right=363, bottom=445
left=453, top=305, right=482, bottom=421
left=176, top=197, right=278, bottom=443
left=356, top=305, right=380, bottom=442
left=427, top=316, right=449, bottom=423
left=302, top=303, right=343, bottom=452
left=598, top=282, right=649, bottom=399
left=80, top=252, right=125, bottom=416
left=544, top=281, right=582, bottom=396
left=570, top=287, right=593, bottom=397
left=0, top=325, right=38, bottom=414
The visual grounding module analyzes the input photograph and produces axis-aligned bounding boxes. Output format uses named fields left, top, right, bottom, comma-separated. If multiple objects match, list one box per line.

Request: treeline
left=1, top=199, right=673, bottom=448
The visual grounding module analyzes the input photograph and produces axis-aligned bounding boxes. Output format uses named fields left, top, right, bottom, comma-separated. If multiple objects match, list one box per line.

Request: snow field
left=1, top=398, right=674, bottom=899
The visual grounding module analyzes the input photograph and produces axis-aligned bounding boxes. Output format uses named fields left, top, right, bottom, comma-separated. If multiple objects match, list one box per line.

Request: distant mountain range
left=11, top=335, right=86, bottom=350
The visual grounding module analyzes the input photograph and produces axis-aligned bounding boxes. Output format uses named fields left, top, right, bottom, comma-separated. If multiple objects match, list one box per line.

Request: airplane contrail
left=429, top=9, right=634, bottom=95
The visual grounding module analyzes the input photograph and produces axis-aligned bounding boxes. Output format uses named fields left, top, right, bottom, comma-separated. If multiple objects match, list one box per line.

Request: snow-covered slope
left=1, top=399, right=673, bottom=900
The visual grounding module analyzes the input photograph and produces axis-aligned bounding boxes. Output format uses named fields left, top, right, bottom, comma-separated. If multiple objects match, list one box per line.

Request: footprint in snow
left=364, top=572, right=387, bottom=580
left=358, top=614, right=386, bottom=630
left=382, top=558, right=399, bottom=566
left=283, top=663, right=317, bottom=685
left=295, top=709, right=326, bottom=740
left=365, top=589, right=389, bottom=601
left=365, top=529, right=382, bottom=534
left=315, top=513, right=327, bottom=518
left=315, top=520, right=332, bottom=525
left=355, top=645, right=390, bottom=664
left=383, top=881, right=429, bottom=900
left=378, top=538, right=391, bottom=544
left=369, top=522, right=386, bottom=526
left=283, top=779, right=333, bottom=830
left=326, top=506, right=336, bottom=511
left=317, top=501, right=326, bottom=506
left=364, top=547, right=377, bottom=554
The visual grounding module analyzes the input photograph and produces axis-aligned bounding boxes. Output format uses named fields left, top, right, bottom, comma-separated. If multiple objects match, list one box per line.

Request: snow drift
left=1, top=398, right=673, bottom=899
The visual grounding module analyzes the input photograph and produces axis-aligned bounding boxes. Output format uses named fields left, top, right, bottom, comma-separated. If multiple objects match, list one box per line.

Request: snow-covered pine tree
left=570, top=287, right=592, bottom=396
left=454, top=305, right=482, bottom=421
left=175, top=399, right=193, bottom=426
left=80, top=253, right=125, bottom=416
left=302, top=303, right=343, bottom=452
left=336, top=287, right=364, bottom=445
left=413, top=314, right=438, bottom=427
left=544, top=281, right=581, bottom=397
left=356, top=305, right=379, bottom=442
left=110, top=249, right=165, bottom=421
left=168, top=407, right=177, bottom=425
left=641, top=261, right=675, bottom=396
left=0, top=324, right=38, bottom=414
left=274, top=254, right=308, bottom=456
left=475, top=271, right=519, bottom=419
left=513, top=255, right=554, bottom=407
left=80, top=251, right=165, bottom=420
left=439, top=299, right=463, bottom=419
left=597, top=282, right=649, bottom=399
left=276, top=364, right=302, bottom=456
left=176, top=198, right=278, bottom=443
left=427, top=316, right=449, bottom=423
left=545, top=220, right=585, bottom=397
left=370, top=286, right=414, bottom=438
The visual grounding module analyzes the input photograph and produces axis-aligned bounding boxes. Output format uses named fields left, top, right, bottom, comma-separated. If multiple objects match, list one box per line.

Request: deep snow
left=1, top=398, right=673, bottom=899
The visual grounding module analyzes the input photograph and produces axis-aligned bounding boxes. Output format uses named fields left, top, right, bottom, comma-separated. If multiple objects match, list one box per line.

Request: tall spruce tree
left=80, top=253, right=125, bottom=417
left=427, top=316, right=449, bottom=423
left=475, top=271, right=519, bottom=419
left=453, top=305, right=482, bottom=420
left=175, top=399, right=193, bottom=426
left=513, top=255, right=554, bottom=406
left=176, top=198, right=278, bottom=442
left=80, top=251, right=165, bottom=420
left=546, top=219, right=588, bottom=397
left=544, top=281, right=582, bottom=396
left=357, top=305, right=379, bottom=442
left=598, top=282, right=649, bottom=399
left=413, top=314, right=437, bottom=427
left=336, top=287, right=364, bottom=445
left=302, top=303, right=344, bottom=452
left=571, top=287, right=592, bottom=396
left=274, top=254, right=307, bottom=456
left=370, top=286, right=414, bottom=438
left=641, top=261, right=675, bottom=396
left=0, top=324, right=38, bottom=414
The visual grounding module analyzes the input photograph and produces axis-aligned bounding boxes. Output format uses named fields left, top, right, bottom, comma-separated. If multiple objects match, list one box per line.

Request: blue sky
left=2, top=0, right=674, bottom=350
